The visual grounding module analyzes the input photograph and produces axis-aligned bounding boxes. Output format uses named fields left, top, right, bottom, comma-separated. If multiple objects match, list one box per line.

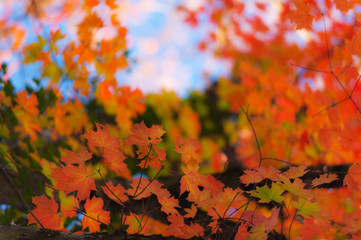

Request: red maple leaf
left=60, top=147, right=92, bottom=165
left=287, top=0, right=314, bottom=29
left=83, top=123, right=120, bottom=150
left=27, top=195, right=63, bottom=230
left=103, top=148, right=130, bottom=178
left=50, top=164, right=96, bottom=200
left=126, top=121, right=165, bottom=146
left=82, top=197, right=110, bottom=233
left=102, top=181, right=128, bottom=206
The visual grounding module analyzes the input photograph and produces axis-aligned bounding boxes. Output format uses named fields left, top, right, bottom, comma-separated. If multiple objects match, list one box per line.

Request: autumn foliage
left=2, top=0, right=361, bottom=239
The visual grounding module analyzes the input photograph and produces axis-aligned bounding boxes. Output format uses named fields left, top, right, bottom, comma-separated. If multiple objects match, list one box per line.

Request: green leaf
left=1, top=63, right=7, bottom=75
left=23, top=35, right=46, bottom=64
left=249, top=183, right=285, bottom=203
left=4, top=81, right=14, bottom=97
left=33, top=78, right=40, bottom=85
left=292, top=198, right=321, bottom=218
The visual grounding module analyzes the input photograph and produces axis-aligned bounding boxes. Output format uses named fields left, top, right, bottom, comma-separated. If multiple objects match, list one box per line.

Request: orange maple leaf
left=333, top=0, right=353, bottom=12
left=287, top=0, right=314, bottom=30
left=82, top=197, right=110, bottom=233
left=50, top=164, right=96, bottom=200
left=27, top=195, right=63, bottom=230
left=60, top=147, right=92, bottom=165
left=15, top=112, right=41, bottom=140
left=128, top=177, right=170, bottom=200
left=175, top=137, right=202, bottom=170
left=242, top=207, right=279, bottom=232
left=283, top=165, right=309, bottom=179
left=167, top=213, right=204, bottom=238
left=235, top=223, right=249, bottom=240
left=158, top=195, right=180, bottom=215
left=126, top=121, right=165, bottom=146
left=311, top=173, right=338, bottom=188
left=184, top=204, right=198, bottom=218
left=105, top=0, right=118, bottom=8
left=344, top=163, right=361, bottom=196
left=16, top=90, right=39, bottom=116
left=103, top=148, right=130, bottom=178
left=240, top=169, right=264, bottom=186
left=83, top=0, right=99, bottom=10
left=83, top=123, right=120, bottom=150
left=257, top=166, right=280, bottom=181
left=101, top=181, right=128, bottom=206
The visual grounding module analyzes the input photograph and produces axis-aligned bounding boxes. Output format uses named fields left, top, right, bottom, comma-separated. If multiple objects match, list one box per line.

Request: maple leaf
left=77, top=12, right=103, bottom=43
left=83, top=123, right=120, bottom=150
left=82, top=197, right=110, bottom=233
left=50, top=164, right=96, bottom=200
left=333, top=0, right=353, bottom=12
left=103, top=148, right=130, bottom=178
left=292, top=198, right=321, bottom=218
left=126, top=121, right=165, bottom=146
left=127, top=177, right=153, bottom=199
left=22, top=35, right=46, bottom=63
left=158, top=195, right=180, bottom=215
left=318, top=126, right=333, bottom=149
left=179, top=170, right=212, bottom=205
left=83, top=0, right=99, bottom=10
left=27, top=195, right=63, bottom=230
left=60, top=147, right=92, bottom=165
left=58, top=191, right=78, bottom=219
left=242, top=207, right=279, bottom=232
left=128, top=177, right=170, bottom=202
left=279, top=175, right=313, bottom=200
left=240, top=169, right=264, bottom=186
left=15, top=112, right=41, bottom=140
left=16, top=90, right=39, bottom=116
left=249, top=183, right=285, bottom=203
left=105, top=0, right=118, bottom=8
left=234, top=223, right=249, bottom=240
left=283, top=165, right=309, bottom=179
left=257, top=166, right=280, bottom=181
left=184, top=204, right=197, bottom=218
left=311, top=173, right=338, bottom=188
left=287, top=0, right=314, bottom=29
left=13, top=90, right=41, bottom=140
left=167, top=213, right=204, bottom=238
left=341, top=210, right=361, bottom=234
left=102, top=181, right=128, bottom=206
left=175, top=137, right=202, bottom=170
left=248, top=223, right=268, bottom=240
left=300, top=217, right=319, bottom=240
left=344, top=163, right=361, bottom=195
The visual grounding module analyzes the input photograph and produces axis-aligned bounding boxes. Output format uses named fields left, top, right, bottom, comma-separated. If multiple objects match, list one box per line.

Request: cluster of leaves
left=1, top=0, right=361, bottom=239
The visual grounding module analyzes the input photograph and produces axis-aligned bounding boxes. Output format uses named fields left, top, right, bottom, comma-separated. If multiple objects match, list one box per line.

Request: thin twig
left=289, top=209, right=298, bottom=240
left=289, top=62, right=329, bottom=74
left=350, top=75, right=361, bottom=97
left=337, top=61, right=353, bottom=78
left=134, top=166, right=164, bottom=198
left=76, top=210, right=115, bottom=230
left=133, top=144, right=153, bottom=197
left=262, top=157, right=296, bottom=166
left=222, top=192, right=239, bottom=219
left=312, top=97, right=349, bottom=117
left=0, top=147, right=20, bottom=170
left=240, top=107, right=263, bottom=167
